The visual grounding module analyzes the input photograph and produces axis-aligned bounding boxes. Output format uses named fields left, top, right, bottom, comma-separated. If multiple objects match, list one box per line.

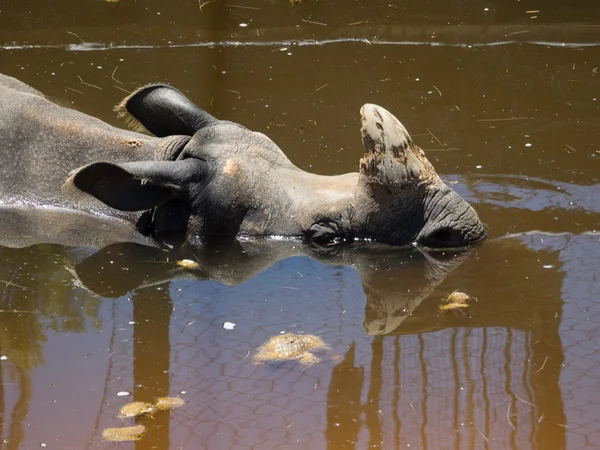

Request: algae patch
left=439, top=291, right=474, bottom=314
left=102, top=425, right=145, bottom=442
left=119, top=401, right=154, bottom=419
left=154, top=396, right=186, bottom=411
left=103, top=396, right=186, bottom=442
left=254, top=333, right=329, bottom=366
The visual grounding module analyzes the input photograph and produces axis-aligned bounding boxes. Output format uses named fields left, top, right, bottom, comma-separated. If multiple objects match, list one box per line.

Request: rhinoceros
left=0, top=73, right=486, bottom=248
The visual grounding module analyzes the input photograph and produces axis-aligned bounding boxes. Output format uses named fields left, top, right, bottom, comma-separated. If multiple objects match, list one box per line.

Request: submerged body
left=0, top=73, right=486, bottom=248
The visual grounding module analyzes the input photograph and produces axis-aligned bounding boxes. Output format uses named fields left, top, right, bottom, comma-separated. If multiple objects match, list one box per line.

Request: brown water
left=1, top=0, right=599, bottom=448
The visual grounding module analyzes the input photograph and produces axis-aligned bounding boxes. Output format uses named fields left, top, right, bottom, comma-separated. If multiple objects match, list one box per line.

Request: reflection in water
left=132, top=285, right=172, bottom=450
left=365, top=337, right=383, bottom=449
left=326, top=343, right=363, bottom=450
left=70, top=240, right=471, bottom=335
left=0, top=228, right=596, bottom=448
left=0, top=245, right=101, bottom=449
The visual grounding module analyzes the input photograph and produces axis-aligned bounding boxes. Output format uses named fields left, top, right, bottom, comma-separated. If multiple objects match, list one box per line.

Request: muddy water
left=0, top=0, right=599, bottom=449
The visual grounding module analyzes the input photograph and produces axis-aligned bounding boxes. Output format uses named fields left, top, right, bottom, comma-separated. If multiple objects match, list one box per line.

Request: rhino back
left=0, top=76, right=157, bottom=217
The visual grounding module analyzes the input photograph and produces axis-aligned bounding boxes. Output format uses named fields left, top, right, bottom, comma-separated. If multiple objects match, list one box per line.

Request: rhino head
left=66, top=84, right=486, bottom=248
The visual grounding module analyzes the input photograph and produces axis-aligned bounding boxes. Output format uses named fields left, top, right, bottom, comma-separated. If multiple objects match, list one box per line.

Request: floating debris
left=176, top=259, right=200, bottom=269
left=105, top=396, right=186, bottom=443
left=439, top=291, right=473, bottom=313
left=254, top=333, right=329, bottom=366
left=119, top=401, right=154, bottom=419
left=154, top=397, right=186, bottom=411
left=116, top=391, right=130, bottom=397
left=102, top=425, right=145, bottom=442
left=223, top=321, right=236, bottom=330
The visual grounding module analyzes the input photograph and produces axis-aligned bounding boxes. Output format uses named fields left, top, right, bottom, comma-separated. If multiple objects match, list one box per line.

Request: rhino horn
left=358, top=104, right=440, bottom=188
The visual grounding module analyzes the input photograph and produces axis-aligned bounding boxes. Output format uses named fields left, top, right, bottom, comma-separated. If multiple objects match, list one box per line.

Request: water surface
left=0, top=1, right=599, bottom=449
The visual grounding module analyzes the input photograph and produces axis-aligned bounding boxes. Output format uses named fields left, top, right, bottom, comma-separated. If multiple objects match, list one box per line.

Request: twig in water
left=223, top=4, right=261, bottom=10
left=111, top=66, right=122, bottom=84
left=66, top=31, right=84, bottom=43
left=478, top=431, right=489, bottom=442
left=77, top=75, right=102, bottom=91
left=315, top=84, right=328, bottom=92
left=349, top=21, right=366, bottom=26
left=506, top=403, right=515, bottom=429
left=477, top=117, right=530, bottom=122
left=243, top=349, right=251, bottom=359
left=65, top=87, right=84, bottom=95
left=515, top=395, right=535, bottom=407
left=432, top=85, right=442, bottom=97
left=426, top=128, right=445, bottom=147
left=422, top=147, right=459, bottom=152
left=565, top=144, right=577, bottom=152
left=226, top=89, right=242, bottom=99
left=302, top=19, right=327, bottom=26
left=199, top=0, right=218, bottom=11
left=508, top=30, right=531, bottom=36
left=113, top=85, right=131, bottom=94
left=0, top=279, right=26, bottom=289
left=535, top=356, right=548, bottom=373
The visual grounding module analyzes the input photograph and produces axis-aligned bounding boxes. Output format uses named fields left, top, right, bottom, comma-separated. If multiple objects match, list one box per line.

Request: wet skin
left=0, top=73, right=486, bottom=249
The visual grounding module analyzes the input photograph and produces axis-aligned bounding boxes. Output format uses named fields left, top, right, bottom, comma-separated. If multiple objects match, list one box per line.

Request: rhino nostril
left=428, top=228, right=451, bottom=243
left=419, top=227, right=465, bottom=248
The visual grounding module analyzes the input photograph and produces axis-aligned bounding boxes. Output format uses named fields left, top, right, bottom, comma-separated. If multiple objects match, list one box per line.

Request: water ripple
left=1, top=38, right=599, bottom=52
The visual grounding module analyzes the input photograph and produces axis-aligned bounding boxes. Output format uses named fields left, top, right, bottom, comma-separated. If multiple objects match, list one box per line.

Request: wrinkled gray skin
left=0, top=73, right=486, bottom=248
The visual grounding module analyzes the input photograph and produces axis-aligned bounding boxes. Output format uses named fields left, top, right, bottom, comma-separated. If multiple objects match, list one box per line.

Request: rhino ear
left=116, top=84, right=217, bottom=137
left=358, top=104, right=440, bottom=188
left=64, top=159, right=205, bottom=211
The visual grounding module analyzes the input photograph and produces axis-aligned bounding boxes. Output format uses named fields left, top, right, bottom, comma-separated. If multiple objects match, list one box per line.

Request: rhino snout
left=416, top=188, right=487, bottom=248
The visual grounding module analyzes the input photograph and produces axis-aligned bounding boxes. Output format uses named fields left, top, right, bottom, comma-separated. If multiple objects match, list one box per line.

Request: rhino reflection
left=326, top=343, right=363, bottom=449
left=321, top=236, right=569, bottom=450
left=68, top=240, right=471, bottom=336
left=131, top=285, right=172, bottom=450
